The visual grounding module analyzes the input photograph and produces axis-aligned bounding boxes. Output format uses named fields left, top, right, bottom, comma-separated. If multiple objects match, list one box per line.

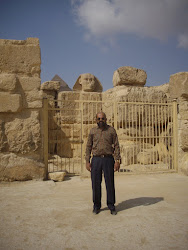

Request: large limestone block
left=18, top=76, right=41, bottom=91
left=119, top=141, right=157, bottom=167
left=58, top=92, right=102, bottom=124
left=152, top=82, right=169, bottom=92
left=113, top=66, right=147, bottom=87
left=58, top=91, right=102, bottom=102
left=41, top=81, right=60, bottom=91
left=0, top=120, right=7, bottom=151
left=179, top=97, right=188, bottom=120
left=120, top=141, right=140, bottom=166
left=0, top=93, right=22, bottom=112
left=58, top=91, right=80, bottom=101
left=26, top=100, right=43, bottom=109
left=179, top=153, right=188, bottom=176
left=0, top=38, right=41, bottom=77
left=48, top=171, right=66, bottom=181
left=179, top=120, right=188, bottom=151
left=137, top=148, right=158, bottom=164
left=41, top=81, right=60, bottom=107
left=104, top=85, right=167, bottom=102
left=155, top=143, right=169, bottom=162
left=24, top=90, right=43, bottom=108
left=103, top=86, right=169, bottom=126
left=169, top=72, right=188, bottom=99
left=0, top=74, right=18, bottom=92
left=117, top=127, right=155, bottom=141
left=81, top=92, right=102, bottom=101
left=58, top=92, right=80, bottom=119
left=0, top=153, right=45, bottom=181
left=42, top=91, right=56, bottom=101
left=4, top=111, right=41, bottom=154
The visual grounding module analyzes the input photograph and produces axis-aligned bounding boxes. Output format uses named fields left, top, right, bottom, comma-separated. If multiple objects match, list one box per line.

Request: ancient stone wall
left=169, top=72, right=188, bottom=175
left=43, top=67, right=188, bottom=176
left=0, top=38, right=187, bottom=180
left=0, top=38, right=45, bottom=181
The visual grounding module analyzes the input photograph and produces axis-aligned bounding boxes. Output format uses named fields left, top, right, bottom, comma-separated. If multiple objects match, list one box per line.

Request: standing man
left=85, top=112, right=121, bottom=215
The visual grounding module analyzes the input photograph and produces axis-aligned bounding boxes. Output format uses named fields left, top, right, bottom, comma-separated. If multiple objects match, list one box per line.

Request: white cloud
left=178, top=34, right=188, bottom=49
left=71, top=0, right=188, bottom=49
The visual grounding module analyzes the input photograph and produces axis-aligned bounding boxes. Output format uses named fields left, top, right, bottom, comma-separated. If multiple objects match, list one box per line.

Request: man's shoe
left=110, top=209, right=117, bottom=215
left=93, top=208, right=100, bottom=214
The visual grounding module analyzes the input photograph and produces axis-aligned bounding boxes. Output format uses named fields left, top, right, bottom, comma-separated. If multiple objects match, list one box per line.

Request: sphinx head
left=73, top=73, right=103, bottom=92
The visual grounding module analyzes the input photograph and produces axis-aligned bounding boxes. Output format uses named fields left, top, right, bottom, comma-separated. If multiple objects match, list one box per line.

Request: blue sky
left=0, top=0, right=188, bottom=91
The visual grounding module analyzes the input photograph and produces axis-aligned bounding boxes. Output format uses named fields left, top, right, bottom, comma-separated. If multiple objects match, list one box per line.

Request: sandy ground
left=0, top=173, right=188, bottom=250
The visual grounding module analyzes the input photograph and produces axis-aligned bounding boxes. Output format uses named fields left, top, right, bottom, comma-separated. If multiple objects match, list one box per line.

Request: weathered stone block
left=155, top=143, right=169, bottom=161
left=26, top=37, right=40, bottom=45
left=48, top=171, right=66, bottom=181
left=179, top=120, right=188, bottom=151
left=179, top=152, right=188, bottom=175
left=0, top=38, right=41, bottom=77
left=58, top=91, right=102, bottom=102
left=58, top=91, right=80, bottom=101
left=18, top=76, right=41, bottom=91
left=0, top=73, right=18, bottom=92
left=0, top=153, right=45, bottom=181
left=137, top=148, right=158, bottom=164
left=4, top=111, right=41, bottom=154
left=104, top=85, right=167, bottom=103
left=113, top=66, right=147, bottom=87
left=120, top=141, right=140, bottom=166
left=0, top=93, right=22, bottom=112
left=58, top=92, right=102, bottom=124
left=24, top=90, right=43, bottom=108
left=103, top=86, right=169, bottom=127
left=27, top=100, right=43, bottom=109
left=0, top=120, right=7, bottom=151
left=169, top=72, right=188, bottom=99
left=41, top=81, right=60, bottom=91
left=117, top=127, right=155, bottom=141
left=42, top=91, right=56, bottom=100
left=179, top=98, right=188, bottom=120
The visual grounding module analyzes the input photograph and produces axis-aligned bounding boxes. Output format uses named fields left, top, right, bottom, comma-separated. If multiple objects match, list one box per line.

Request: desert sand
left=0, top=173, right=188, bottom=250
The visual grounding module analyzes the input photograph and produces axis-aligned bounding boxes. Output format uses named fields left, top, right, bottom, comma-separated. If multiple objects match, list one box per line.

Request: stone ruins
left=0, top=37, right=187, bottom=181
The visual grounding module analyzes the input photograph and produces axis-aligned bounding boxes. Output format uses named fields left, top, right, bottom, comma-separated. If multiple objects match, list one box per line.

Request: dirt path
left=0, top=173, right=188, bottom=250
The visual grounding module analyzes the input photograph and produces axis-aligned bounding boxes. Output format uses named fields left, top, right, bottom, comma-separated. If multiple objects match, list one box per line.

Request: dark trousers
left=91, top=156, right=115, bottom=210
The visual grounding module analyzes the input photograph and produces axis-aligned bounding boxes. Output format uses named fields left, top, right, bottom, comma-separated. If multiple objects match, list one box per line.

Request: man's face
left=79, top=73, right=96, bottom=92
left=96, top=113, right=107, bottom=128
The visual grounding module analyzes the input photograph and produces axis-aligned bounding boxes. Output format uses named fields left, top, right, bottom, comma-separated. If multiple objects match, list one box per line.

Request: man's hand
left=114, top=161, right=120, bottom=172
left=86, top=162, right=91, bottom=172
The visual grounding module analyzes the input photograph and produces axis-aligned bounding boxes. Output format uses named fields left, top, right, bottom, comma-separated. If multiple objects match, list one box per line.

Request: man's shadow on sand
left=101, top=197, right=164, bottom=212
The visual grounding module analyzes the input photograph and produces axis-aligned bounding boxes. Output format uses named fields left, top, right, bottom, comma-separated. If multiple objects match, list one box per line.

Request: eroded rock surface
left=0, top=38, right=44, bottom=181
left=113, top=66, right=147, bottom=87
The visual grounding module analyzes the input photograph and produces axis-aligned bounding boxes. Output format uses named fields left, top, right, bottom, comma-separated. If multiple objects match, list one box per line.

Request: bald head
left=96, top=112, right=106, bottom=120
